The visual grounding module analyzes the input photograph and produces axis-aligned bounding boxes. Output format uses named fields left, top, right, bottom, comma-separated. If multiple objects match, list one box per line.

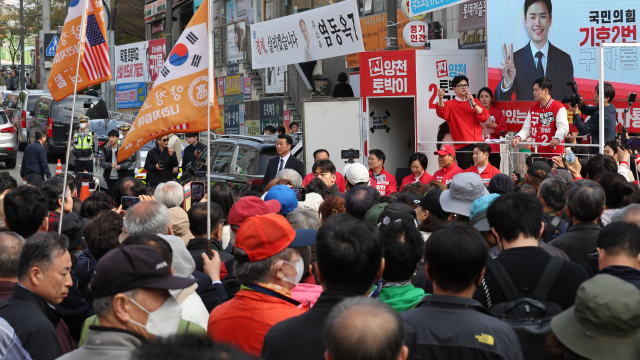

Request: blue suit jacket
left=262, top=154, right=305, bottom=187
left=495, top=42, right=575, bottom=101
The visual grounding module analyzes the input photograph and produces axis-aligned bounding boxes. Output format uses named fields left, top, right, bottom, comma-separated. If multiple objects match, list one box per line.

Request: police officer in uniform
left=72, top=115, right=96, bottom=174
left=118, top=123, right=138, bottom=178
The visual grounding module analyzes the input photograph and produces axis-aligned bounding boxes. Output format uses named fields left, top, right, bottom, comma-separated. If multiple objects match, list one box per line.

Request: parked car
left=14, top=90, right=49, bottom=150
left=28, top=95, right=110, bottom=162
left=0, top=109, right=18, bottom=168
left=1, top=92, right=19, bottom=120
left=181, top=134, right=303, bottom=191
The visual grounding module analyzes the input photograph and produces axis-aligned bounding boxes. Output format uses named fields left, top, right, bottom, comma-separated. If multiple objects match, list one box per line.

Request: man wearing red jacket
left=368, top=149, right=397, bottom=196
left=432, top=145, right=464, bottom=185
left=302, top=149, right=345, bottom=193
left=464, top=143, right=501, bottom=185
left=436, top=75, right=489, bottom=169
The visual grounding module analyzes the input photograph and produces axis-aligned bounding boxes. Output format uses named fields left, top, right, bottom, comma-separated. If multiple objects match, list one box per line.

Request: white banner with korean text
left=115, top=41, right=148, bottom=85
left=250, top=0, right=364, bottom=69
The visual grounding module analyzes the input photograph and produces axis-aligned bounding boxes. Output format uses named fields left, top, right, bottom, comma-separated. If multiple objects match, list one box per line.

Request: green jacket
left=78, top=315, right=206, bottom=346
left=378, top=284, right=427, bottom=313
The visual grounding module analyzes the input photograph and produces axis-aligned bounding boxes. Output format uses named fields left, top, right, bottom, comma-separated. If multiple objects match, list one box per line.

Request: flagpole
left=59, top=0, right=89, bottom=234
left=206, top=0, right=214, bottom=242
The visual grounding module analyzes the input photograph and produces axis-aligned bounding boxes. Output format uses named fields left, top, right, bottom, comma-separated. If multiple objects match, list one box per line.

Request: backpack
left=485, top=257, right=565, bottom=360
left=542, top=215, right=566, bottom=243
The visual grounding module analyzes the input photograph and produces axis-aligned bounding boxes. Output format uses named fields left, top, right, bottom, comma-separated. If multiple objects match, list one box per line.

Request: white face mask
left=79, top=123, right=87, bottom=129
left=127, top=296, right=182, bottom=337
left=275, top=257, right=304, bottom=285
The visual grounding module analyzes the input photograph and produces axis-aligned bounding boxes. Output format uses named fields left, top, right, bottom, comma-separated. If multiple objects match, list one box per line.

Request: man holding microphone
left=436, top=75, right=489, bottom=169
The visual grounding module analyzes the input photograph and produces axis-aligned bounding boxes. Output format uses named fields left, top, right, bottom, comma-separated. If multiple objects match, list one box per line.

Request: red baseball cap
left=228, top=196, right=281, bottom=226
left=235, top=214, right=296, bottom=261
left=434, top=145, right=456, bottom=156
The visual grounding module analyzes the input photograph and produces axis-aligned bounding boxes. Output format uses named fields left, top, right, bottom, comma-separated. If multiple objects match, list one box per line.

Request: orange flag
left=117, top=0, right=220, bottom=162
left=48, top=0, right=111, bottom=101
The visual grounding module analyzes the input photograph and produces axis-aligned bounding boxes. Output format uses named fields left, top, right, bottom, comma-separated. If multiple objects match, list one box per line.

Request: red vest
left=529, top=99, right=565, bottom=156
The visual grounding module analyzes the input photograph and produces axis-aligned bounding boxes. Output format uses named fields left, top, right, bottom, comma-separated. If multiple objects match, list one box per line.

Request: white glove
left=93, top=178, right=100, bottom=187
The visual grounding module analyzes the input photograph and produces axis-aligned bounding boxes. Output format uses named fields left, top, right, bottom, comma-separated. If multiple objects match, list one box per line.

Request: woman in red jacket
left=478, top=87, right=508, bottom=169
left=400, top=153, right=432, bottom=191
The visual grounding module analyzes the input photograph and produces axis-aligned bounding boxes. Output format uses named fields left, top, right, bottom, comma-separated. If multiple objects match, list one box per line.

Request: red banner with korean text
left=359, top=50, right=417, bottom=97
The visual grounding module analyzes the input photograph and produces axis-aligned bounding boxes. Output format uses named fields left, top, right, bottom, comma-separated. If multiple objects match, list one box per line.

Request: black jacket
left=402, top=294, right=524, bottom=360
left=573, top=103, right=617, bottom=154
left=262, top=291, right=421, bottom=360
left=182, top=142, right=207, bottom=173
left=143, top=145, right=179, bottom=187
left=55, top=272, right=94, bottom=342
left=600, top=265, right=640, bottom=291
left=187, top=237, right=234, bottom=273
left=495, top=42, right=574, bottom=101
left=474, top=247, right=588, bottom=311
left=262, top=154, right=304, bottom=188
left=192, top=270, right=229, bottom=313
left=549, top=222, right=601, bottom=264
left=0, top=284, right=64, bottom=360
left=99, top=144, right=134, bottom=180
left=20, top=141, right=52, bottom=178
left=332, top=82, right=354, bottom=98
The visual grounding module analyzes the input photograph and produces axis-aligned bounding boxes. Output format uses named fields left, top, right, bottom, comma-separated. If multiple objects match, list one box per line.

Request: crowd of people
left=0, top=71, right=638, bottom=359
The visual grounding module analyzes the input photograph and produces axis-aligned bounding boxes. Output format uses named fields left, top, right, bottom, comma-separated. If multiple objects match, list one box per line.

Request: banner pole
left=206, top=0, right=214, bottom=241
left=59, top=0, right=89, bottom=234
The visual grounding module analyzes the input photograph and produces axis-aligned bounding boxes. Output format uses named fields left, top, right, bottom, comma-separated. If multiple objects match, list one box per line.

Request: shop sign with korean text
left=359, top=50, right=416, bottom=97
left=251, top=0, right=364, bottom=69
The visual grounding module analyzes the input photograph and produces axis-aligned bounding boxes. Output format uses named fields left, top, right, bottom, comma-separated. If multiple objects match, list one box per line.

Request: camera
left=561, top=81, right=581, bottom=107
left=341, top=149, right=360, bottom=159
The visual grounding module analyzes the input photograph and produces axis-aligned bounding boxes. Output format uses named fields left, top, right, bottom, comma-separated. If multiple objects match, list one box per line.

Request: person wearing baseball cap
left=343, top=163, right=370, bottom=191
left=432, top=145, right=464, bottom=185
left=208, top=214, right=311, bottom=356
left=264, top=184, right=299, bottom=215
left=416, top=189, right=451, bottom=238
left=57, top=245, right=196, bottom=360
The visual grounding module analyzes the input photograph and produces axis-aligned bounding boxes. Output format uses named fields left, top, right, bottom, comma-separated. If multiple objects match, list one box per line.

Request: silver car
left=0, top=109, right=18, bottom=168
left=14, top=90, right=49, bottom=151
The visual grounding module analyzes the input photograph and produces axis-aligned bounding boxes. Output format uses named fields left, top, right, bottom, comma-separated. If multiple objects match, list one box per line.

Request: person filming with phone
left=571, top=82, right=617, bottom=154
left=144, top=135, right=179, bottom=188
left=100, top=130, right=134, bottom=198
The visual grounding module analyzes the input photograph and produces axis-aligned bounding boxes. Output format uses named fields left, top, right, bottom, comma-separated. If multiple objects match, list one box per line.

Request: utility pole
left=166, top=0, right=173, bottom=57
left=19, top=0, right=24, bottom=90
left=386, top=0, right=398, bottom=50
left=43, top=0, right=50, bottom=32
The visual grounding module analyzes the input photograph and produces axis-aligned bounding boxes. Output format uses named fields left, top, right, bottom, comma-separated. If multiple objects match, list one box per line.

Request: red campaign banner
left=148, top=38, right=166, bottom=82
left=359, top=50, right=417, bottom=98
left=493, top=100, right=640, bottom=133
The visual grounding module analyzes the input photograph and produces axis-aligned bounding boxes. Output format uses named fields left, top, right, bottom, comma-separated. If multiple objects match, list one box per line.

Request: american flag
left=81, top=14, right=110, bottom=81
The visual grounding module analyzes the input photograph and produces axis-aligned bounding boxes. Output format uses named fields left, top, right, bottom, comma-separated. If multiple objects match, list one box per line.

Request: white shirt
left=477, top=165, right=487, bottom=174
left=530, top=40, right=549, bottom=75
left=110, top=145, right=119, bottom=179
left=277, top=153, right=290, bottom=172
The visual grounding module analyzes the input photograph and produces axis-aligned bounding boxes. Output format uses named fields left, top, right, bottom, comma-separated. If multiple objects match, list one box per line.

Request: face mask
left=79, top=123, right=87, bottom=129
left=127, top=296, right=182, bottom=337
left=275, top=257, right=304, bottom=285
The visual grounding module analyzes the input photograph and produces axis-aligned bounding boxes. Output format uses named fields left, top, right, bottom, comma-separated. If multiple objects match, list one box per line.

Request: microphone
left=468, top=97, right=475, bottom=110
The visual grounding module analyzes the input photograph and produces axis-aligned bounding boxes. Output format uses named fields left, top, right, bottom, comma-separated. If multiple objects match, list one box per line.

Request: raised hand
left=501, top=43, right=516, bottom=89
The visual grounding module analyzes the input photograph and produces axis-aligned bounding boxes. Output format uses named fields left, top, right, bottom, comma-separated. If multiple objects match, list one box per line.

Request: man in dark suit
left=495, top=0, right=574, bottom=101
left=262, top=134, right=304, bottom=187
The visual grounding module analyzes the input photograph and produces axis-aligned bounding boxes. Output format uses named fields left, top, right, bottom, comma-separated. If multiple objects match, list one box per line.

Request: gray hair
left=324, top=297, right=404, bottom=360
left=154, top=181, right=184, bottom=208
left=612, top=204, right=640, bottom=226
left=287, top=208, right=321, bottom=230
left=0, top=232, right=24, bottom=278
left=17, top=232, right=69, bottom=282
left=233, top=247, right=296, bottom=284
left=276, top=169, right=303, bottom=188
left=124, top=201, right=171, bottom=236
left=567, top=180, right=605, bottom=222
left=93, top=288, right=141, bottom=317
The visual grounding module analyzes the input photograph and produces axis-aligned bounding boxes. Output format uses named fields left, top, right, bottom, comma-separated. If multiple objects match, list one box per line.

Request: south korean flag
left=154, top=22, right=208, bottom=87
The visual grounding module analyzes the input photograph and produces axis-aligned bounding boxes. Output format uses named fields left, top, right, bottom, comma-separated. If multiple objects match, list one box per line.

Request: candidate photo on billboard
left=488, top=0, right=639, bottom=102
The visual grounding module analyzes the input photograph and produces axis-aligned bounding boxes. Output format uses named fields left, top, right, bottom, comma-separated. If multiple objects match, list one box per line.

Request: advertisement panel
left=488, top=1, right=640, bottom=102
left=251, top=0, right=364, bottom=69
left=148, top=38, right=166, bottom=82
left=409, top=0, right=467, bottom=18
left=237, top=0, right=255, bottom=24
left=227, top=21, right=246, bottom=63
left=117, top=82, right=147, bottom=109
left=225, top=75, right=243, bottom=95
left=144, top=0, right=166, bottom=23
left=115, top=42, right=147, bottom=85
left=359, top=50, right=417, bottom=98
left=345, top=10, right=414, bottom=68
left=225, top=104, right=240, bottom=134
left=458, top=0, right=486, bottom=31
left=259, top=98, right=284, bottom=131
left=243, top=77, right=252, bottom=100
left=265, top=65, right=286, bottom=93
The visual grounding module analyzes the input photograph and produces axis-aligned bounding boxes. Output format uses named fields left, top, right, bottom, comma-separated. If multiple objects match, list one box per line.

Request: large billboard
left=488, top=1, right=640, bottom=102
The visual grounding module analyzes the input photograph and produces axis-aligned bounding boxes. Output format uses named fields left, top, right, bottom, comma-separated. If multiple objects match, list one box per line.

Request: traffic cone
left=56, top=159, right=62, bottom=175
left=79, top=181, right=90, bottom=201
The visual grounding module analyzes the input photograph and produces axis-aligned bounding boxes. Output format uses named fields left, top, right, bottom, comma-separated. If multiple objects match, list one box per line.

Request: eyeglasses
left=455, top=84, right=469, bottom=88
left=160, top=139, right=169, bottom=142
